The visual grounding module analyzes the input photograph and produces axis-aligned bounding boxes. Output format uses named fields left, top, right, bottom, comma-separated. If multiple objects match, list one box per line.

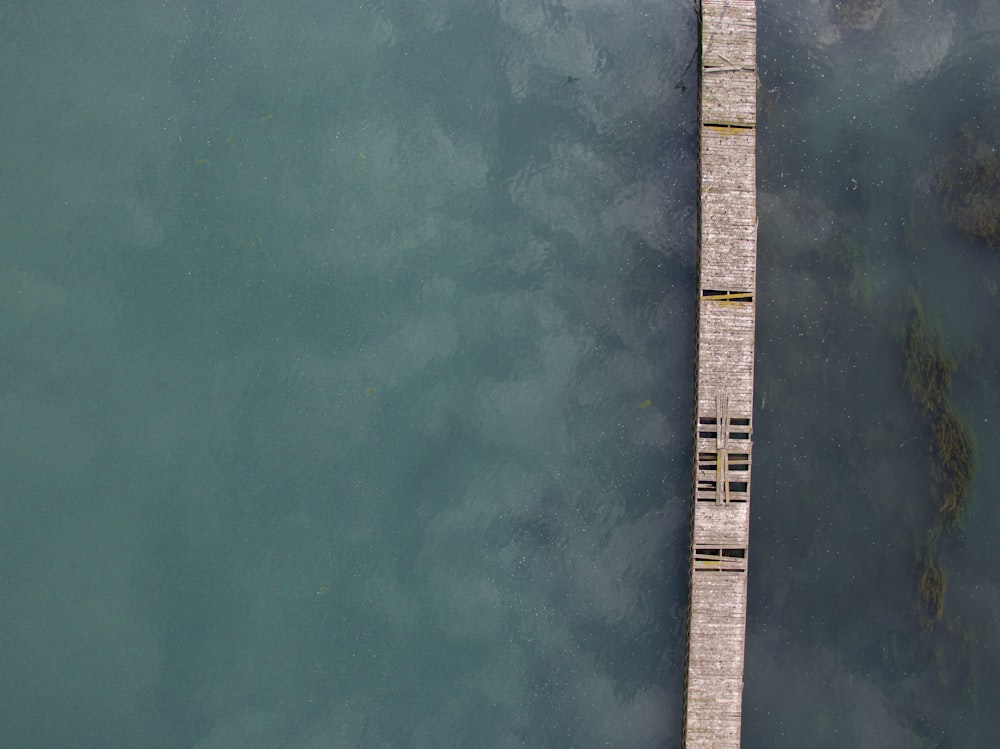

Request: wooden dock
left=682, top=1, right=757, bottom=747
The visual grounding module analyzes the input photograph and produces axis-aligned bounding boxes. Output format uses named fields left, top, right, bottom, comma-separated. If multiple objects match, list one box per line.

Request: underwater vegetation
left=917, top=549, right=947, bottom=629
left=936, top=128, right=1000, bottom=251
left=931, top=410, right=976, bottom=524
left=902, top=298, right=978, bottom=633
left=833, top=229, right=873, bottom=308
left=903, top=311, right=954, bottom=419
left=903, top=298, right=977, bottom=526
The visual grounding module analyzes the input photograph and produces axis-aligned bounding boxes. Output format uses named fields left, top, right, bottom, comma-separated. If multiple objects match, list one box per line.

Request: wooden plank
left=702, top=69, right=757, bottom=126
left=699, top=127, right=756, bottom=292
left=701, top=0, right=757, bottom=71
left=685, top=571, right=749, bottom=748
left=696, top=302, right=755, bottom=412
left=700, top=127, right=755, bottom=194
left=693, top=502, right=750, bottom=547
left=683, top=0, right=756, bottom=746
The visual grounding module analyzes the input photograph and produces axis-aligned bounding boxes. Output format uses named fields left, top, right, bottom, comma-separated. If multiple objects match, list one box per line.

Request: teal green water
left=2, top=0, right=999, bottom=747
left=0, top=2, right=695, bottom=746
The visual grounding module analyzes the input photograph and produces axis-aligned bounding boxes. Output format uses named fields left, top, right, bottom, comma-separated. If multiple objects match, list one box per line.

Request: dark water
left=747, top=1, right=1000, bottom=747
left=0, top=0, right=997, bottom=747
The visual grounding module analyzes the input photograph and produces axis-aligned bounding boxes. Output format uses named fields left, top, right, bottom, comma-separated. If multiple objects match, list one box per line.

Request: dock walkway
left=682, top=1, right=757, bottom=747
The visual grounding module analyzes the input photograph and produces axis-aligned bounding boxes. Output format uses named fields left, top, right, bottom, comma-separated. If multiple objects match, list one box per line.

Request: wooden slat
left=693, top=503, right=750, bottom=547
left=683, top=0, right=756, bottom=746
left=701, top=0, right=757, bottom=70
left=702, top=70, right=757, bottom=126
left=696, top=301, right=755, bottom=412
left=699, top=127, right=756, bottom=292
left=685, top=571, right=749, bottom=748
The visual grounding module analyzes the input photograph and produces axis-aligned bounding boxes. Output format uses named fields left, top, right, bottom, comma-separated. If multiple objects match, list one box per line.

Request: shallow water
left=748, top=1, right=1000, bottom=746
left=0, top=2, right=696, bottom=747
left=1, top=0, right=998, bottom=746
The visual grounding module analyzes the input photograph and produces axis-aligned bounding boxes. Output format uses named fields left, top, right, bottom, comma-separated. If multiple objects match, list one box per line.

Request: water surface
left=0, top=1, right=696, bottom=746
left=748, top=1, right=1000, bottom=746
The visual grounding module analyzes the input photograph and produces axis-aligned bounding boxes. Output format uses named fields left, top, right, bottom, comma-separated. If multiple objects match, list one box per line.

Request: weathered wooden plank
left=693, top=502, right=750, bottom=546
left=702, top=69, right=757, bottom=126
left=701, top=0, right=757, bottom=71
left=684, top=570, right=748, bottom=748
left=700, top=126, right=755, bottom=192
left=700, top=126, right=756, bottom=292
left=696, top=302, right=756, bottom=410
left=684, top=0, right=756, bottom=746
